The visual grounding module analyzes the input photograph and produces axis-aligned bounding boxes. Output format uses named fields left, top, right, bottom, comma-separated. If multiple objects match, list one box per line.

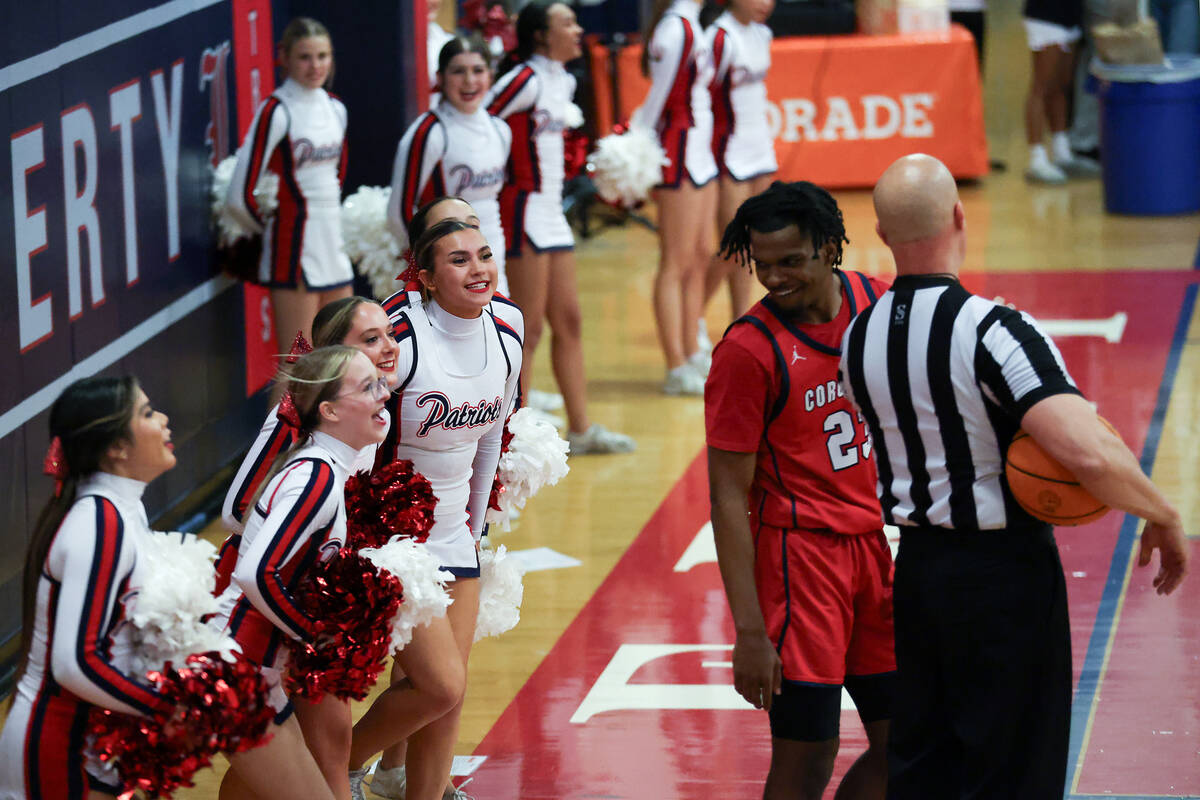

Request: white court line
left=0, top=0, right=224, bottom=92
left=0, top=276, right=236, bottom=439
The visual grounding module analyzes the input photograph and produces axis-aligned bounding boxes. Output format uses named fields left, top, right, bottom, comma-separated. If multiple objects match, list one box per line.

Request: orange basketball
left=1005, top=419, right=1118, bottom=526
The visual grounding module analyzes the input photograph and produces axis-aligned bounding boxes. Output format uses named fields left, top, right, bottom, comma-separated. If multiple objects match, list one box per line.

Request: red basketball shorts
left=754, top=525, right=896, bottom=684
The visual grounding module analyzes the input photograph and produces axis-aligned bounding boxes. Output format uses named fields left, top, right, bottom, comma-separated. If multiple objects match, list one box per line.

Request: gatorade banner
left=591, top=25, right=988, bottom=188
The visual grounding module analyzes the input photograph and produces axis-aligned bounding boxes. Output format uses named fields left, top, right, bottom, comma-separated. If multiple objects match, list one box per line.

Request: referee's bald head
left=873, top=154, right=961, bottom=246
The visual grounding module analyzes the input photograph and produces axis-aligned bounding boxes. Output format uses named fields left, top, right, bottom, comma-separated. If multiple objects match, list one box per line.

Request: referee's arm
left=708, top=446, right=783, bottom=710
left=1023, top=394, right=1189, bottom=595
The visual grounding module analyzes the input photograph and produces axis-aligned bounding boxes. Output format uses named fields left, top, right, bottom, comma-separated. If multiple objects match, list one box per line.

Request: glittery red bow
left=397, top=250, right=421, bottom=291
left=286, top=330, right=313, bottom=364
left=43, top=436, right=68, bottom=496
left=277, top=392, right=303, bottom=431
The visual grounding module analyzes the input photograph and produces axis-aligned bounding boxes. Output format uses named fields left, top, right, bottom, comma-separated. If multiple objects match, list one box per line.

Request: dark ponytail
left=18, top=376, right=139, bottom=683
left=500, top=0, right=556, bottom=74
left=640, top=0, right=676, bottom=75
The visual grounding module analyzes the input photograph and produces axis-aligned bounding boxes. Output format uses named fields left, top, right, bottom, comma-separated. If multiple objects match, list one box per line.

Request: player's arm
left=708, top=447, right=782, bottom=711
left=705, top=337, right=781, bottom=709
left=1021, top=394, right=1187, bottom=594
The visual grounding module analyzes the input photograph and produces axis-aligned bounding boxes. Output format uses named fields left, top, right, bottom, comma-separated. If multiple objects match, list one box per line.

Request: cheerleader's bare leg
left=681, top=180, right=718, bottom=361
left=654, top=181, right=711, bottom=369
left=294, top=693, right=354, bottom=799
left=270, top=287, right=323, bottom=356
left=348, top=613, right=466, bottom=774
left=220, top=714, right=336, bottom=800
left=545, top=249, right=593, bottom=434
left=503, top=249, right=551, bottom=401
left=703, top=173, right=773, bottom=318
left=404, top=576, right=481, bottom=800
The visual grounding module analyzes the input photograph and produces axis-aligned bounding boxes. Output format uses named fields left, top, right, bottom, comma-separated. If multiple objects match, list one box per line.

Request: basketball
left=1005, top=420, right=1118, bottom=526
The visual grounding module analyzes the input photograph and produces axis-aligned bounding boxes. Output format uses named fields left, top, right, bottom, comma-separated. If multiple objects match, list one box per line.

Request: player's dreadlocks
left=718, top=180, right=849, bottom=271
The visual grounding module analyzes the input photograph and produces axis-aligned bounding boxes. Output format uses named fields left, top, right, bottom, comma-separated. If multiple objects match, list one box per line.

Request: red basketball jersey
left=706, top=269, right=889, bottom=533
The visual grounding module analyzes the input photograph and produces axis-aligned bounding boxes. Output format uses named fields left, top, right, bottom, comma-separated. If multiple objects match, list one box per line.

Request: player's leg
left=754, top=527, right=856, bottom=800
left=763, top=684, right=841, bottom=800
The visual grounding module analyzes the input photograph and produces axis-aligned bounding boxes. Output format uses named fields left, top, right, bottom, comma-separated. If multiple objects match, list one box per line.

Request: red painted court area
left=468, top=272, right=1200, bottom=799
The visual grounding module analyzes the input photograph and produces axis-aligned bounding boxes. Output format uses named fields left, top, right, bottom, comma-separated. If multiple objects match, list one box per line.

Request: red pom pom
left=88, top=652, right=275, bottom=798
left=344, top=460, right=438, bottom=549
left=564, top=129, right=590, bottom=182
left=285, top=549, right=405, bottom=702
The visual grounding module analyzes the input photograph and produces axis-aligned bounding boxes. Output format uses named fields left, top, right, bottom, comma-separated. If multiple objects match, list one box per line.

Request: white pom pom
left=361, top=538, right=454, bottom=652
left=210, top=156, right=277, bottom=247
left=342, top=186, right=404, bottom=301
left=128, top=532, right=241, bottom=674
left=485, top=407, right=570, bottom=530
left=563, top=102, right=585, bottom=130
left=474, top=544, right=525, bottom=641
left=587, top=127, right=670, bottom=208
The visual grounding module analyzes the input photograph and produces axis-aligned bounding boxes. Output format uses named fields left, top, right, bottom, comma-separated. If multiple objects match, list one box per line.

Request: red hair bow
left=397, top=250, right=421, bottom=292
left=277, top=392, right=303, bottom=432
left=286, top=331, right=313, bottom=364
left=43, top=436, right=68, bottom=497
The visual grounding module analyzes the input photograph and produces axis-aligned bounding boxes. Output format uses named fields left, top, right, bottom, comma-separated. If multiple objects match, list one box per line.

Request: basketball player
left=705, top=182, right=894, bottom=800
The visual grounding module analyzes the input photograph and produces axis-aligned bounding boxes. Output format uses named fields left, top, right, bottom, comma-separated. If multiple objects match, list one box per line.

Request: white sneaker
left=664, top=364, right=705, bottom=396
left=697, top=319, right=713, bottom=354
left=527, top=389, right=564, bottom=412
left=350, top=768, right=370, bottom=800
left=369, top=764, right=406, bottom=800
left=566, top=424, right=636, bottom=455
left=688, top=349, right=711, bottom=377
left=523, top=407, right=565, bottom=429
left=445, top=778, right=476, bottom=800
left=1055, top=154, right=1101, bottom=178
left=1025, top=160, right=1067, bottom=184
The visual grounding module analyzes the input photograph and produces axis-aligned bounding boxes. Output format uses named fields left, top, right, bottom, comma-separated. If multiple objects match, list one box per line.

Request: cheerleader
left=220, top=297, right=401, bottom=537
left=485, top=1, right=635, bottom=454
left=214, top=347, right=391, bottom=800
left=225, top=17, right=354, bottom=354
left=346, top=220, right=519, bottom=800
left=701, top=0, right=776, bottom=319
left=632, top=0, right=719, bottom=396
left=388, top=35, right=513, bottom=295
left=0, top=377, right=180, bottom=799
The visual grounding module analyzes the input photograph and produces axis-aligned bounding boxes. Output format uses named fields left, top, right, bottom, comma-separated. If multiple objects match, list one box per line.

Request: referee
left=838, top=154, right=1190, bottom=798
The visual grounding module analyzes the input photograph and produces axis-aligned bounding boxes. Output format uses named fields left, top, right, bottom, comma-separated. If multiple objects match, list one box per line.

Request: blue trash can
left=1093, top=56, right=1200, bottom=215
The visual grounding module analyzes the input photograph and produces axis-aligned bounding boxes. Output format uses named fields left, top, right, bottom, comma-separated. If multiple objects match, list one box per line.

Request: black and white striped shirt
left=838, top=275, right=1081, bottom=530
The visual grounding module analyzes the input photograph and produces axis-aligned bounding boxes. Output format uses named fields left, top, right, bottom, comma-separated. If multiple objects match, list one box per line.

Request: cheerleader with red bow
left=212, top=347, right=391, bottom=800
left=0, top=378, right=181, bottom=798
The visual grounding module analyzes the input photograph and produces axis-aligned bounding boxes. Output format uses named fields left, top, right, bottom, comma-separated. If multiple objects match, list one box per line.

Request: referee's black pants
left=887, top=524, right=1071, bottom=800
